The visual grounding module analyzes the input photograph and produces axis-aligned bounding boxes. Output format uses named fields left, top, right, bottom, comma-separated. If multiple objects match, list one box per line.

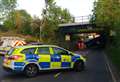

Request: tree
left=30, top=16, right=42, bottom=38
left=42, top=0, right=73, bottom=43
left=92, top=0, right=120, bottom=29
left=92, top=0, right=120, bottom=70
left=92, top=0, right=120, bottom=47
left=0, top=0, right=17, bottom=22
left=3, top=10, right=32, bottom=34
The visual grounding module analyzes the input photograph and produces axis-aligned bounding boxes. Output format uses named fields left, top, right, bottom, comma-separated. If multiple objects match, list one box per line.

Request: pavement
left=0, top=49, right=116, bottom=82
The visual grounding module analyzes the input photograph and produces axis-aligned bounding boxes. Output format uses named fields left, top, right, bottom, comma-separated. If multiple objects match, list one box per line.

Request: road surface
left=0, top=50, right=113, bottom=82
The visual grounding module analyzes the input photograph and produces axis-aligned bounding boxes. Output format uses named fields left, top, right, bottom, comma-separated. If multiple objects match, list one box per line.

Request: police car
left=3, top=45, right=86, bottom=77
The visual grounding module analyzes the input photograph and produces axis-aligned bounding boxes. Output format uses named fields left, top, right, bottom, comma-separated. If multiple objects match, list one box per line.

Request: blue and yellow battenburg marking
left=3, top=45, right=85, bottom=73
left=12, top=53, right=81, bottom=71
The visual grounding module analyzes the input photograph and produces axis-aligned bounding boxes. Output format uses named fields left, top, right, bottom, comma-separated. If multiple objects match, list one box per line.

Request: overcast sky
left=17, top=0, right=94, bottom=18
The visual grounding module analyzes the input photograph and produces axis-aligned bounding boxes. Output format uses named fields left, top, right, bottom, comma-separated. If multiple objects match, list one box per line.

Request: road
left=0, top=50, right=113, bottom=82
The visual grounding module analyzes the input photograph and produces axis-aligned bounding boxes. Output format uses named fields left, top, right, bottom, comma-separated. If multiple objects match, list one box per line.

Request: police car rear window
left=38, top=47, right=50, bottom=54
left=21, top=48, right=36, bottom=54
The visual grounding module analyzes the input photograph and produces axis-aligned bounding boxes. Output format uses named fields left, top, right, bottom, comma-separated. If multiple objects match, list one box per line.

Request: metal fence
left=74, top=15, right=91, bottom=23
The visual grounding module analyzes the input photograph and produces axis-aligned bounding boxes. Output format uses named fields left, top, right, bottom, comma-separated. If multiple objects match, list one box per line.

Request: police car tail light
left=8, top=55, right=23, bottom=60
left=3, top=58, right=8, bottom=63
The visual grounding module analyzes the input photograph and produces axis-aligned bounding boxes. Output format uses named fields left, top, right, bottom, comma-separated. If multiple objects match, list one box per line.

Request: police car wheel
left=24, top=64, right=38, bottom=77
left=74, top=61, right=84, bottom=72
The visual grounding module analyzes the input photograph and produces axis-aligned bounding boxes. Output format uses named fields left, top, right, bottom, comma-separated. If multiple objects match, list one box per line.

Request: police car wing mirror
left=68, top=52, right=73, bottom=56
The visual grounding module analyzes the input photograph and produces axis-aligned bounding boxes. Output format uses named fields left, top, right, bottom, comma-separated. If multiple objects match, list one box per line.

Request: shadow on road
left=2, top=69, right=85, bottom=79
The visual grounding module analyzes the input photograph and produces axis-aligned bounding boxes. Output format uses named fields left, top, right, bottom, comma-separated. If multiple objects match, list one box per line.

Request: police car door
left=52, top=47, right=71, bottom=69
left=37, top=47, right=51, bottom=69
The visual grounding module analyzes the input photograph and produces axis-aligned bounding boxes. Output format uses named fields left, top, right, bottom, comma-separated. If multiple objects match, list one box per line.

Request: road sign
left=65, top=34, right=70, bottom=41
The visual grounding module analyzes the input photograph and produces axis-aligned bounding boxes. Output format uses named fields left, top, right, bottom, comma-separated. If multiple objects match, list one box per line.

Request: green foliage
left=0, top=0, right=17, bottom=22
left=107, top=47, right=120, bottom=70
left=30, top=16, right=41, bottom=38
left=3, top=10, right=32, bottom=34
left=92, top=0, right=120, bottom=29
left=92, top=0, right=120, bottom=47
left=1, top=0, right=73, bottom=43
left=42, top=0, right=73, bottom=43
left=93, top=0, right=120, bottom=70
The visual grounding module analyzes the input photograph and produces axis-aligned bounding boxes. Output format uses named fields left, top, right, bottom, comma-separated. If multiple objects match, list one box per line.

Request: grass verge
left=106, top=46, right=120, bottom=71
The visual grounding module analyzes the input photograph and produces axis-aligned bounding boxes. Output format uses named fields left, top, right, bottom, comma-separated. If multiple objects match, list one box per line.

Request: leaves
left=92, top=0, right=120, bottom=48
left=30, top=16, right=41, bottom=37
left=3, top=10, right=32, bottom=34
left=92, top=0, right=120, bottom=29
left=1, top=0, right=73, bottom=43
left=0, top=0, right=17, bottom=22
left=42, top=0, right=73, bottom=43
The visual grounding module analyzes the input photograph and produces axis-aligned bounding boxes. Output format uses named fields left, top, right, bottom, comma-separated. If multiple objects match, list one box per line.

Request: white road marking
left=103, top=53, right=117, bottom=82
left=54, top=72, right=61, bottom=78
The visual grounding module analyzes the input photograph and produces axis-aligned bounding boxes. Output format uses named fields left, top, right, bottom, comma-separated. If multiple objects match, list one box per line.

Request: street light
left=39, top=0, right=48, bottom=41
left=45, top=0, right=48, bottom=5
left=39, top=24, right=42, bottom=41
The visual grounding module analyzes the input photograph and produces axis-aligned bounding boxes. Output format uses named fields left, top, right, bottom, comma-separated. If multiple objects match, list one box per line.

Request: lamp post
left=39, top=24, right=42, bottom=41
left=39, top=0, right=48, bottom=41
left=45, top=0, right=48, bottom=8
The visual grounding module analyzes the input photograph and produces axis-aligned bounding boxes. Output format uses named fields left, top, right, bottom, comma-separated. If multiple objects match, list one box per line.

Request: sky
left=17, top=0, right=94, bottom=18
